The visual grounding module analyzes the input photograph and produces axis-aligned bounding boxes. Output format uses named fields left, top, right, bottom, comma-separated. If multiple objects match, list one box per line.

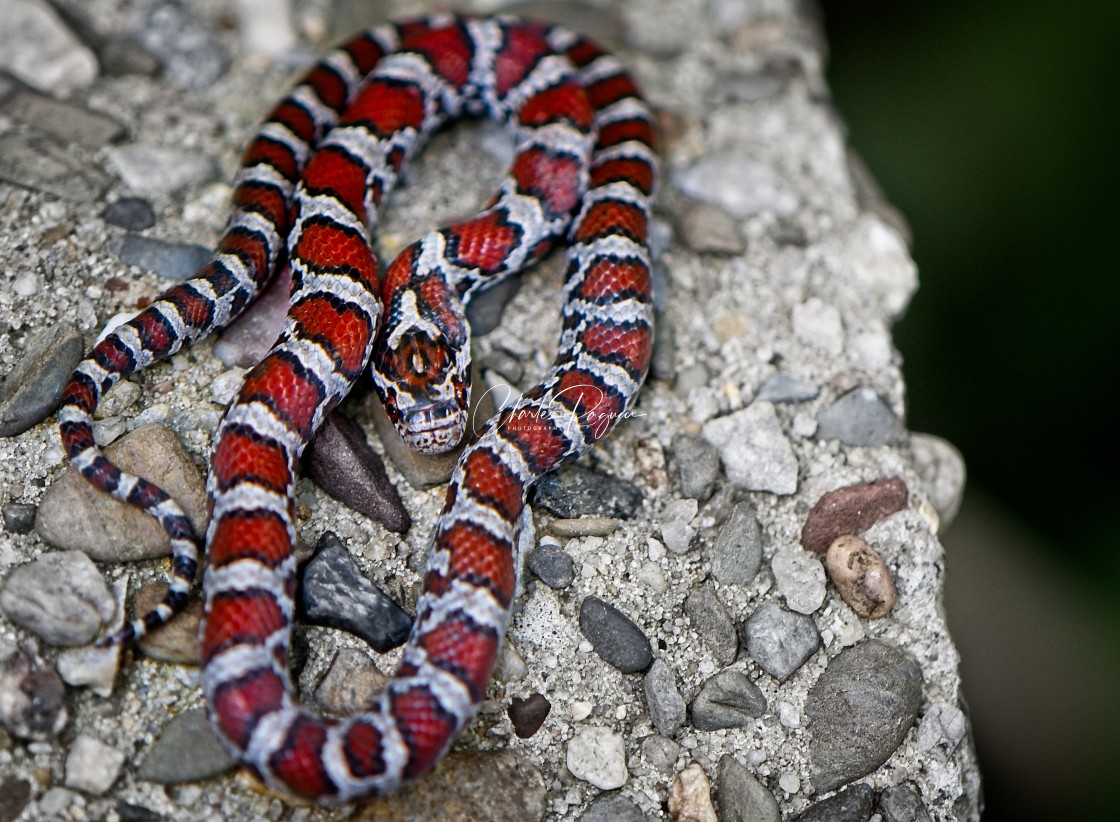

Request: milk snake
left=58, top=14, right=655, bottom=801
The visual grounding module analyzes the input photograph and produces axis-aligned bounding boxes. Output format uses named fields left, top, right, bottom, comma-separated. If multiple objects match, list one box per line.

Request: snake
left=58, top=14, right=655, bottom=802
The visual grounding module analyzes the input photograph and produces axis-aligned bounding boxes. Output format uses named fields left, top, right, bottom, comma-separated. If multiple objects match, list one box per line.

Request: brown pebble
left=825, top=535, right=896, bottom=618
left=508, top=693, right=551, bottom=739
left=134, top=581, right=202, bottom=663
left=800, top=477, right=908, bottom=553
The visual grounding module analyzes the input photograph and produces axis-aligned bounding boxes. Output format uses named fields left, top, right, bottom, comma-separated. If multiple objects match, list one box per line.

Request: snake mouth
left=400, top=402, right=467, bottom=454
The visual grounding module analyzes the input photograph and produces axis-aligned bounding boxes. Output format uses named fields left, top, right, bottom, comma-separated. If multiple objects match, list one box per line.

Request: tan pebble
left=669, top=762, right=718, bottom=822
left=825, top=535, right=896, bottom=618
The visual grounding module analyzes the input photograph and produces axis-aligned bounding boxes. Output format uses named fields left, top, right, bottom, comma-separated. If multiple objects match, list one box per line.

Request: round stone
left=771, top=547, right=827, bottom=614
left=743, top=601, right=819, bottom=682
left=0, top=551, right=115, bottom=646
left=578, top=596, right=653, bottom=674
left=825, top=535, right=897, bottom=619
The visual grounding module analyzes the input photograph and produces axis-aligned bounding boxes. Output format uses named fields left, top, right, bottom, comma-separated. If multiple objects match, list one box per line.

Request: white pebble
left=566, top=726, right=628, bottom=789
left=65, top=735, right=125, bottom=794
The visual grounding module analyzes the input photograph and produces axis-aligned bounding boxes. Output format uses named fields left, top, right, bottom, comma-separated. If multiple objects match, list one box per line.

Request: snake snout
left=401, top=401, right=467, bottom=454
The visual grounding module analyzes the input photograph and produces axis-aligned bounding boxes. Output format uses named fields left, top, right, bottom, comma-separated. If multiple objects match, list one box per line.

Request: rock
left=771, top=547, right=827, bottom=614
left=133, top=581, right=203, bottom=663
left=660, top=497, right=698, bottom=554
left=644, top=659, right=686, bottom=736
left=578, top=596, right=653, bottom=674
left=36, top=425, right=208, bottom=561
left=0, top=73, right=123, bottom=150
left=64, top=734, right=125, bottom=795
left=137, top=709, right=237, bottom=783
left=691, top=669, right=767, bottom=730
left=0, top=0, right=98, bottom=94
left=878, top=783, right=932, bottom=822
left=57, top=642, right=121, bottom=698
left=743, top=601, right=819, bottom=682
left=115, top=801, right=163, bottom=822
left=641, top=734, right=680, bottom=774
left=0, top=776, right=32, bottom=822
left=235, top=0, right=297, bottom=58
left=915, top=702, right=968, bottom=764
left=532, top=464, right=643, bottom=519
left=815, top=388, right=906, bottom=447
left=527, top=544, right=575, bottom=589
left=0, top=640, right=67, bottom=739
left=706, top=502, right=763, bottom=586
left=669, top=432, right=721, bottom=501
left=466, top=276, right=522, bottom=336
left=300, top=532, right=413, bottom=653
left=684, top=583, right=738, bottom=666
left=354, top=750, right=546, bottom=821
left=909, top=433, right=966, bottom=530
left=792, top=297, right=844, bottom=355
left=547, top=516, right=619, bottom=537
left=304, top=413, right=411, bottom=533
left=805, top=640, right=923, bottom=792
left=135, top=1, right=228, bottom=90
left=315, top=648, right=388, bottom=716
left=678, top=201, right=745, bottom=254
left=717, top=755, right=780, bottom=822
left=213, top=264, right=291, bottom=367
left=673, top=150, right=797, bottom=218
left=801, top=477, right=909, bottom=554
left=755, top=374, right=819, bottom=404
left=116, top=233, right=211, bottom=280
left=1, top=501, right=36, bottom=534
left=99, top=197, right=156, bottom=230
left=825, top=536, right=897, bottom=618
left=579, top=794, right=644, bottom=822
left=792, top=782, right=875, bottom=821
left=0, top=550, right=115, bottom=645
left=0, top=131, right=111, bottom=202
left=668, top=762, right=718, bottom=822
left=0, top=322, right=83, bottom=437
left=702, top=402, right=799, bottom=495
left=566, top=726, right=628, bottom=790
left=508, top=693, right=551, bottom=739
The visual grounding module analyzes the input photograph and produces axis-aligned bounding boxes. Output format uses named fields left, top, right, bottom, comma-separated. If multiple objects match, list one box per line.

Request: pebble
left=825, top=536, right=897, bottom=618
left=0, top=776, right=31, bottom=822
left=547, top=516, right=619, bottom=537
left=566, top=726, right=628, bottom=790
left=771, top=547, right=827, bottom=614
left=915, top=702, right=968, bottom=764
left=532, top=464, right=643, bottom=519
left=650, top=314, right=676, bottom=382
left=755, top=374, right=819, bottom=404
left=95, top=379, right=142, bottom=418
left=106, top=144, right=215, bottom=197
left=815, top=388, right=906, bottom=447
left=0, top=322, right=83, bottom=437
left=304, top=413, right=411, bottom=533
left=706, top=502, right=763, bottom=586
left=792, top=297, right=844, bottom=355
left=805, top=640, right=923, bottom=792
left=643, top=659, right=686, bottom=736
left=0, top=640, right=67, bottom=739
left=36, top=788, right=77, bottom=819
left=702, top=402, right=799, bottom=495
left=691, top=669, right=767, bottom=730
left=792, top=782, right=875, bottom=821
left=315, top=648, right=387, bottom=715
left=0, top=74, right=124, bottom=150
left=300, top=531, right=413, bottom=653
left=684, top=583, right=739, bottom=666
left=0, top=131, right=111, bottom=202
left=909, top=433, right=966, bottom=530
left=496, top=642, right=528, bottom=682
left=0, top=550, right=115, bottom=645
left=0, top=0, right=98, bottom=94
left=508, top=693, right=551, bottom=739
left=743, top=601, right=819, bottom=682
left=36, top=425, right=208, bottom=561
left=354, top=750, right=546, bottom=821
left=669, top=432, right=721, bottom=501
left=673, top=150, right=798, bottom=218
left=116, top=233, right=211, bottom=280
left=641, top=734, right=680, bottom=774
left=578, top=596, right=653, bottom=674
left=133, top=581, right=203, bottom=663
left=99, top=197, right=156, bottom=230
left=465, top=276, right=522, bottom=336
left=579, top=794, right=644, bottom=822
left=801, top=477, right=909, bottom=554
left=878, top=783, right=933, bottom=822
left=213, top=264, right=291, bottom=367
left=57, top=641, right=120, bottom=697
left=717, top=754, right=780, bottom=822
left=677, top=201, right=745, bottom=254
left=2, top=501, right=37, bottom=534
left=64, top=734, right=125, bottom=795
left=137, top=708, right=238, bottom=783
left=660, top=508, right=697, bottom=555
left=669, top=762, right=718, bottom=822
left=527, top=544, right=575, bottom=589
left=236, top=0, right=297, bottom=57
left=135, top=1, right=228, bottom=90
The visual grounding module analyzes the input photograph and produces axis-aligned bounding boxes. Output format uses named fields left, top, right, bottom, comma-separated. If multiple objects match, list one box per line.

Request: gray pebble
left=706, top=502, right=763, bottom=586
left=64, top=734, right=125, bottom=795
left=135, top=1, right=228, bottom=90
left=116, top=233, right=210, bottom=280
left=717, top=754, right=780, bottom=822
left=743, top=601, right=819, bottom=682
left=0, top=322, right=83, bottom=437
left=579, top=596, right=653, bottom=674
left=816, top=387, right=906, bottom=447
left=527, top=544, right=575, bottom=589
left=0, top=0, right=98, bottom=94
left=99, top=197, right=155, bottom=231
left=805, top=640, right=923, bottom=792
left=0, top=73, right=123, bottom=150
left=137, top=708, right=237, bottom=783
left=301, top=532, right=412, bottom=653
left=644, top=659, right=686, bottom=736
left=213, top=264, right=291, bottom=367
left=579, top=794, right=644, bottom=822
left=315, top=648, right=387, bottom=716
left=771, top=547, right=826, bottom=614
left=548, top=516, right=619, bottom=538
left=532, top=464, right=643, bottom=519
left=792, top=782, right=875, bottom=821
left=2, top=501, right=37, bottom=534
left=0, top=551, right=115, bottom=646
left=649, top=313, right=676, bottom=382
left=915, top=701, right=968, bottom=764
left=0, top=640, right=67, bottom=739
left=702, top=402, right=799, bottom=495
left=641, top=734, right=680, bottom=774
left=678, top=201, right=745, bottom=254
left=669, top=432, right=721, bottom=501
left=684, top=583, right=738, bottom=666
left=674, top=150, right=798, bottom=218
left=755, top=374, right=819, bottom=404
left=909, top=433, right=966, bottom=530
left=0, top=131, right=111, bottom=202
left=691, top=669, right=767, bottom=730
left=466, top=276, right=521, bottom=336
left=878, top=783, right=933, bottom=822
